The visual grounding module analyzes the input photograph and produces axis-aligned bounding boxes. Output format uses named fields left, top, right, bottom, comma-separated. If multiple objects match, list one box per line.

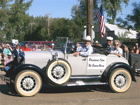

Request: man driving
left=73, top=36, right=93, bottom=56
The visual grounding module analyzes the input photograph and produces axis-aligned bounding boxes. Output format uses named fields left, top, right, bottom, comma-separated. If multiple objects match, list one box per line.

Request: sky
left=26, top=0, right=79, bottom=18
left=26, top=0, right=139, bottom=20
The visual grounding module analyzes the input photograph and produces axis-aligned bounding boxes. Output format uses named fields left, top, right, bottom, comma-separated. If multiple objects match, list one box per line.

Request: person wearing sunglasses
left=96, top=36, right=114, bottom=51
left=110, top=40, right=123, bottom=57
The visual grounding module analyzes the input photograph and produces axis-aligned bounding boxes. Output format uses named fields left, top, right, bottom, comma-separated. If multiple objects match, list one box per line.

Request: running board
left=64, top=75, right=107, bottom=86
left=65, top=81, right=107, bottom=86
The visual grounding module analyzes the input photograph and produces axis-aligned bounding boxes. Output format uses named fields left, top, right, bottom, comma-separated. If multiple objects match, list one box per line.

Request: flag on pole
left=96, top=5, right=106, bottom=37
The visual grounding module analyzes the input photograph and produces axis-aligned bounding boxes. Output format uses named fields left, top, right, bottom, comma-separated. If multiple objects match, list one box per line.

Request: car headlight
left=53, top=52, right=58, bottom=60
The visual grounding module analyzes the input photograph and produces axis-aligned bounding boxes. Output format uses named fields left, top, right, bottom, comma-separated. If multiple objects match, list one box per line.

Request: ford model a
left=0, top=37, right=137, bottom=97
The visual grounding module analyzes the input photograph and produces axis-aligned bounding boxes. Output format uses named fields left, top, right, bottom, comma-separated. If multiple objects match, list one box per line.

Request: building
left=94, top=23, right=138, bottom=43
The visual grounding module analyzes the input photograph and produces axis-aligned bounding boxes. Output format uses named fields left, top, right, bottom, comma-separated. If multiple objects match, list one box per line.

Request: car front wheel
left=109, top=68, right=132, bottom=93
left=15, top=70, right=42, bottom=97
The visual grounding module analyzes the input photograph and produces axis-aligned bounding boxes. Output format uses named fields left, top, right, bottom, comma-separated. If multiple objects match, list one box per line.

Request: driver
left=73, top=36, right=93, bottom=56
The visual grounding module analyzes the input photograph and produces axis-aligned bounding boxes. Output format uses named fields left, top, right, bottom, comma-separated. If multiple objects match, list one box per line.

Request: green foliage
left=103, top=0, right=129, bottom=24
left=116, top=2, right=140, bottom=32
left=117, top=31, right=130, bottom=42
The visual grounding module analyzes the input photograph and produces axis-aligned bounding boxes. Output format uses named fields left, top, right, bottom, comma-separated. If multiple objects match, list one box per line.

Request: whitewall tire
left=109, top=68, right=132, bottom=93
left=15, top=70, right=42, bottom=97
left=46, top=59, right=71, bottom=86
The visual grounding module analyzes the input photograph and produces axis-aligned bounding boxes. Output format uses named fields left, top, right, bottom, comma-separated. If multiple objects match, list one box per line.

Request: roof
left=105, top=23, right=138, bottom=39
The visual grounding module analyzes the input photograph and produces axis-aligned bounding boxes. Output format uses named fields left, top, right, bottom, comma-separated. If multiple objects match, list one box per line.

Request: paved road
left=0, top=71, right=140, bottom=105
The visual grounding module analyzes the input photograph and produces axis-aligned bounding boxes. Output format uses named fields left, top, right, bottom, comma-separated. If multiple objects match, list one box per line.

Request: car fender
left=12, top=64, right=48, bottom=83
left=101, top=62, right=136, bottom=82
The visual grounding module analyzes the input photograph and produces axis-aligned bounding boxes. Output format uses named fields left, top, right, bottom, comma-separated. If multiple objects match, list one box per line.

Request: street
left=0, top=71, right=140, bottom=105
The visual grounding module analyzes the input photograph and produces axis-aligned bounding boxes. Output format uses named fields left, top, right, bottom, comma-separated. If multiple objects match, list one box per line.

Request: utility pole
left=46, top=14, right=51, bottom=38
left=87, top=0, right=93, bottom=40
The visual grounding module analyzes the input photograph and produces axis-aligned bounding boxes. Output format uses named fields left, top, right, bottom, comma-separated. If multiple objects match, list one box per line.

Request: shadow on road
left=0, top=84, right=18, bottom=96
left=0, top=84, right=112, bottom=97
left=39, top=84, right=112, bottom=94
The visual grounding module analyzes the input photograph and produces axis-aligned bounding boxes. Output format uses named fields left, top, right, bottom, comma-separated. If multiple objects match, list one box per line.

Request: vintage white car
left=1, top=37, right=136, bottom=97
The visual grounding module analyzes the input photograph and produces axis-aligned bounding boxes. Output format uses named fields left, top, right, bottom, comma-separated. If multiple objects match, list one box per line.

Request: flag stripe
left=96, top=6, right=106, bottom=37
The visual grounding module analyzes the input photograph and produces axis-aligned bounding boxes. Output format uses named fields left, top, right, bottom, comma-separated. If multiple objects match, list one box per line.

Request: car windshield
left=54, top=37, right=68, bottom=51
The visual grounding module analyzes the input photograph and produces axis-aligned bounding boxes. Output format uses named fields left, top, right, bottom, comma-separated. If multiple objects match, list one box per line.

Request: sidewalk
left=0, top=70, right=6, bottom=75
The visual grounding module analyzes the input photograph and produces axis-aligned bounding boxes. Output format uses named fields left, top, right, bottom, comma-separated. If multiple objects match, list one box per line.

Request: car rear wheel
left=46, top=59, right=71, bottom=86
left=15, top=70, right=42, bottom=97
left=109, top=68, right=132, bottom=93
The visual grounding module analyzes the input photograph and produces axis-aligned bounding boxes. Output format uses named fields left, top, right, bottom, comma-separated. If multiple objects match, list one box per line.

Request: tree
left=0, top=0, right=13, bottom=41
left=117, top=31, right=130, bottom=42
left=71, top=0, right=99, bottom=41
left=126, top=2, right=140, bottom=31
left=116, top=2, right=140, bottom=31
left=8, top=0, right=33, bottom=41
left=103, top=0, right=129, bottom=24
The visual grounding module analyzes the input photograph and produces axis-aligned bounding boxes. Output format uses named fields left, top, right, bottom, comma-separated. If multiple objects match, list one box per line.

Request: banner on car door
left=88, top=57, right=106, bottom=69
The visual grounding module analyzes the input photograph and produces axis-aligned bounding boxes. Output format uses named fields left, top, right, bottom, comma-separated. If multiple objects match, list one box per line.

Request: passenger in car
left=21, top=44, right=31, bottom=51
left=75, top=43, right=83, bottom=52
left=32, top=45, right=41, bottom=51
left=95, top=36, right=114, bottom=52
left=110, top=40, right=123, bottom=57
left=130, top=43, right=139, bottom=54
left=121, top=44, right=129, bottom=60
left=73, top=36, right=93, bottom=56
left=41, top=44, right=49, bottom=51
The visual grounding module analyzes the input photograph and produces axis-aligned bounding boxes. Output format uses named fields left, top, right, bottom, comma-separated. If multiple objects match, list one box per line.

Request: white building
left=94, top=23, right=138, bottom=43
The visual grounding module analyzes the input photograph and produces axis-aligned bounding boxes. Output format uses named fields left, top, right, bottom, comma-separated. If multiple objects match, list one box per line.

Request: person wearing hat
left=101, top=36, right=114, bottom=51
left=3, top=44, right=12, bottom=57
left=73, top=36, right=93, bottom=56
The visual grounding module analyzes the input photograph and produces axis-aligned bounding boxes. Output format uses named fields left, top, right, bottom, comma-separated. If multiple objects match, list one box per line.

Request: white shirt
left=110, top=47, right=123, bottom=54
left=80, top=45, right=93, bottom=56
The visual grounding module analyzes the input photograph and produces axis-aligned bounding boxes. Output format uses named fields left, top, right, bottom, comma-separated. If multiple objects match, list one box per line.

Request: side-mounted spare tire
left=46, top=59, right=72, bottom=86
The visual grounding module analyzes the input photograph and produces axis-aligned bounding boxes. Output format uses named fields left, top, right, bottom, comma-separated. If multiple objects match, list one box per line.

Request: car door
left=86, top=54, right=107, bottom=75
left=67, top=54, right=87, bottom=75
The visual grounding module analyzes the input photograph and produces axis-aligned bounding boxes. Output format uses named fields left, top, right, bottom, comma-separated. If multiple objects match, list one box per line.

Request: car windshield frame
left=54, top=37, right=68, bottom=53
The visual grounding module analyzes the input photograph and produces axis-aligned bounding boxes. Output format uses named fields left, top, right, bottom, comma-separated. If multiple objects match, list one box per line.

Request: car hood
left=24, top=50, right=64, bottom=68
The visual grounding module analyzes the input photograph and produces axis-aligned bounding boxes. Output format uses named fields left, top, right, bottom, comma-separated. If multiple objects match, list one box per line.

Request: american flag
left=96, top=5, right=106, bottom=37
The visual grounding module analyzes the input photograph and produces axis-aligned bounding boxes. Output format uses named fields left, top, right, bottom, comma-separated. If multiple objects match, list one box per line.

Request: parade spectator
left=3, top=44, right=12, bottom=57
left=21, top=43, right=31, bottom=51
left=13, top=44, right=22, bottom=56
left=41, top=44, right=49, bottom=51
left=0, top=45, right=3, bottom=53
left=130, top=43, right=139, bottom=54
left=32, top=45, right=41, bottom=51
left=4, top=53, right=13, bottom=66
left=73, top=36, right=93, bottom=56
left=6, top=44, right=13, bottom=52
left=110, top=40, right=123, bottom=57
left=12, top=44, right=25, bottom=66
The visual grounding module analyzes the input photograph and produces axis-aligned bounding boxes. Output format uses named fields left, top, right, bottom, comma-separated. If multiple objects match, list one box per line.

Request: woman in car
left=110, top=40, right=123, bottom=57
left=41, top=44, right=49, bottom=51
left=32, top=45, right=41, bottom=51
